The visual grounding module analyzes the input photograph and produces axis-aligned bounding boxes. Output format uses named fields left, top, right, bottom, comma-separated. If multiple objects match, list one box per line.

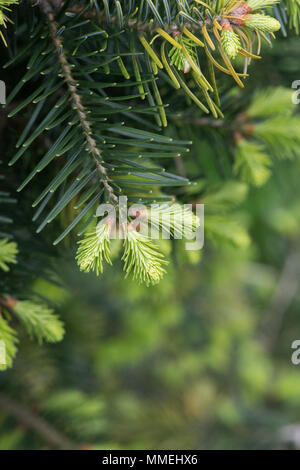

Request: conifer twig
left=65, top=5, right=208, bottom=33
left=40, top=0, right=118, bottom=203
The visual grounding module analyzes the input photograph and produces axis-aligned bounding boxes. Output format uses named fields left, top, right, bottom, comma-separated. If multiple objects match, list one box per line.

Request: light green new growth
left=247, top=87, right=294, bottom=118
left=0, top=238, right=18, bottom=271
left=168, top=37, right=196, bottom=73
left=248, top=0, right=280, bottom=10
left=205, top=215, right=251, bottom=249
left=141, top=204, right=199, bottom=239
left=234, top=140, right=271, bottom=186
left=245, top=14, right=281, bottom=32
left=0, top=0, right=19, bottom=45
left=0, top=317, right=18, bottom=370
left=221, top=29, right=241, bottom=59
left=2, top=0, right=296, bottom=290
left=0, top=0, right=18, bottom=21
left=76, top=204, right=199, bottom=285
left=231, top=87, right=300, bottom=187
left=244, top=87, right=300, bottom=160
left=76, top=223, right=112, bottom=275
left=122, top=230, right=168, bottom=286
left=13, top=300, right=65, bottom=344
left=255, top=115, right=300, bottom=159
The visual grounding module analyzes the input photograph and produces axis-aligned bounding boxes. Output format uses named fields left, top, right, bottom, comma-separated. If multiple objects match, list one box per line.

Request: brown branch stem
left=66, top=6, right=211, bottom=33
left=40, top=1, right=118, bottom=203
left=0, top=392, right=77, bottom=449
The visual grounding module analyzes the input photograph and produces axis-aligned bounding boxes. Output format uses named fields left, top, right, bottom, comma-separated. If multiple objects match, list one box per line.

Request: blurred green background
left=1, top=13, right=300, bottom=451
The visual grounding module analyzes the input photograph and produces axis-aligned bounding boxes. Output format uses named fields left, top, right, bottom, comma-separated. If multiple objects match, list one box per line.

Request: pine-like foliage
left=0, top=0, right=296, bottom=298
left=234, top=87, right=300, bottom=183
left=0, top=166, right=64, bottom=370
left=274, top=0, right=300, bottom=34
left=1, top=0, right=296, bottom=287
left=1, top=1, right=300, bottom=449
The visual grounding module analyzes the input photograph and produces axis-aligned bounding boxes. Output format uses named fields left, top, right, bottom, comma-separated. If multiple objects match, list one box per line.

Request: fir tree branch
left=66, top=5, right=208, bottom=33
left=0, top=295, right=64, bottom=344
left=40, top=0, right=118, bottom=203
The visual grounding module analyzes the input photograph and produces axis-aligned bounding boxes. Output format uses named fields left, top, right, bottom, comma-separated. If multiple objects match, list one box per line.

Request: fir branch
left=0, top=295, right=64, bottom=344
left=13, top=300, right=65, bottom=344
left=40, top=0, right=118, bottom=203
left=66, top=5, right=208, bottom=33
